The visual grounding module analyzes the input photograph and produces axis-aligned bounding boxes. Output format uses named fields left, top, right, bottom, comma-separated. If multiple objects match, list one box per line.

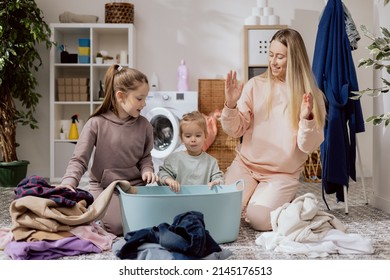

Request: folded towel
left=59, top=12, right=98, bottom=23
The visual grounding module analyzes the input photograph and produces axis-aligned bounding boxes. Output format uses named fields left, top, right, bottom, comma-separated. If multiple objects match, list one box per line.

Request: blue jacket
left=312, top=0, right=365, bottom=202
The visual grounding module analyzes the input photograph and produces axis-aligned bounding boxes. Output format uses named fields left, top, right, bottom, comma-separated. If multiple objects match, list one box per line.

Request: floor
left=1, top=177, right=390, bottom=260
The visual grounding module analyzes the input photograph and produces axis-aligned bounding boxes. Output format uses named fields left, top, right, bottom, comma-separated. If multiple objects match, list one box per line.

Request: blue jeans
left=117, top=211, right=221, bottom=259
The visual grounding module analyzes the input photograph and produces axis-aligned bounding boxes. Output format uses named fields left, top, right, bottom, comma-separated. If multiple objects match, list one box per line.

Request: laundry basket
left=302, top=149, right=322, bottom=183
left=116, top=180, right=244, bottom=244
left=198, top=79, right=241, bottom=172
left=105, top=2, right=134, bottom=23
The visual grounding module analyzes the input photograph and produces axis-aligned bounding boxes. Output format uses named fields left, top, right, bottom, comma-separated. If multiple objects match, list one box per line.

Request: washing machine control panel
left=144, top=91, right=197, bottom=111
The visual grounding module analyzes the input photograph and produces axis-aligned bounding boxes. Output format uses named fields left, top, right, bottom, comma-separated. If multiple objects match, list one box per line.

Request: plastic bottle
left=177, top=59, right=189, bottom=91
left=150, top=72, right=159, bottom=92
left=68, top=114, right=79, bottom=140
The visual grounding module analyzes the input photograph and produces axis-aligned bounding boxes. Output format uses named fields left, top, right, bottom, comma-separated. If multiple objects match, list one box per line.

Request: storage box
left=65, top=86, right=72, bottom=93
left=57, top=85, right=65, bottom=94
left=79, top=85, right=89, bottom=94
left=79, top=78, right=89, bottom=85
left=116, top=180, right=244, bottom=244
left=78, top=38, right=90, bottom=47
left=57, top=78, right=65, bottom=86
left=78, top=47, right=90, bottom=56
left=65, top=93, right=73, bottom=101
left=79, top=93, right=89, bottom=101
left=78, top=55, right=90, bottom=64
left=72, top=93, right=80, bottom=101
left=247, top=29, right=279, bottom=65
left=58, top=93, right=66, bottom=101
left=72, top=86, right=80, bottom=93
left=65, top=78, right=72, bottom=86
left=72, top=78, right=79, bottom=85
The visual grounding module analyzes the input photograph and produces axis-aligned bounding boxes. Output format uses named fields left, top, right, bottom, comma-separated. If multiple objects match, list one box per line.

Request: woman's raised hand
left=225, top=70, right=244, bottom=109
left=300, top=92, right=314, bottom=120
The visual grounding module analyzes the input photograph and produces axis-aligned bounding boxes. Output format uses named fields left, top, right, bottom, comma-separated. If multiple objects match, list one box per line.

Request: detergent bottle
left=68, top=114, right=79, bottom=140
left=176, top=59, right=189, bottom=91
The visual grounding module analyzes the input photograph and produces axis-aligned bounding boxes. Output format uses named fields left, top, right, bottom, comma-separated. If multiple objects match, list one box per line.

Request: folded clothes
left=59, top=12, right=98, bottom=23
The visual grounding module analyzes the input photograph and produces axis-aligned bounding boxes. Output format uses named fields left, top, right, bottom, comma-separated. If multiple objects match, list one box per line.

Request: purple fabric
left=4, top=236, right=102, bottom=260
left=14, top=175, right=94, bottom=207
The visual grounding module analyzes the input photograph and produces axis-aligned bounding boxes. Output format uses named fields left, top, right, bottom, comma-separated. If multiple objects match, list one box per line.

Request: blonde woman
left=222, top=28, right=326, bottom=231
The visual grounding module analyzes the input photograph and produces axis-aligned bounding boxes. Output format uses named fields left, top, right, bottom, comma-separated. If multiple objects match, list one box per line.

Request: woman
left=221, top=28, right=326, bottom=231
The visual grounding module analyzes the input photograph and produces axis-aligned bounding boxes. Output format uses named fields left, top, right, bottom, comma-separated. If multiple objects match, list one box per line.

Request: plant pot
left=0, top=160, right=30, bottom=188
left=96, top=57, right=103, bottom=64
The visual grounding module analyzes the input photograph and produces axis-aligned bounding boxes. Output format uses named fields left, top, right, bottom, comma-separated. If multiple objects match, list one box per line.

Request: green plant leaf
left=366, top=116, right=378, bottom=122
left=373, top=118, right=383, bottom=126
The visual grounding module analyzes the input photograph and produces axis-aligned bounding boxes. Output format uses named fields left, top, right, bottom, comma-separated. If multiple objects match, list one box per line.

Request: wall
left=372, top=0, right=390, bottom=213
left=16, top=0, right=373, bottom=181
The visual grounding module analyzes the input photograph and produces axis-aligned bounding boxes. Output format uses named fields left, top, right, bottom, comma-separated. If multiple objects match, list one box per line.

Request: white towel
left=256, top=193, right=374, bottom=258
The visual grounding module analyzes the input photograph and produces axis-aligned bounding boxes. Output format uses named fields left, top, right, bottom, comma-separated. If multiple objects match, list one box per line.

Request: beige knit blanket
left=10, top=180, right=133, bottom=241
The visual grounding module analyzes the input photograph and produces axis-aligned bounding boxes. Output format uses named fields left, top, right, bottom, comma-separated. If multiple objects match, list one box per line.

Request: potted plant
left=352, top=0, right=390, bottom=126
left=96, top=52, right=103, bottom=64
left=0, top=0, right=54, bottom=187
left=351, top=0, right=390, bottom=214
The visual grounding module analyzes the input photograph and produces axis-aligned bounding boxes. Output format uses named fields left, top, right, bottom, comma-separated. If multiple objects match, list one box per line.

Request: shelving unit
left=243, top=25, right=287, bottom=82
left=49, top=23, right=135, bottom=182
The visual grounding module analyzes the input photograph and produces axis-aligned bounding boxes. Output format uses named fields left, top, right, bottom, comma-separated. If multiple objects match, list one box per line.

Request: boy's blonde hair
left=180, top=111, right=208, bottom=138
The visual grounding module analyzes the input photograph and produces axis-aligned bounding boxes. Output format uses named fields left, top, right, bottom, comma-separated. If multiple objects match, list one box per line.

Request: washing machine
left=141, top=91, right=198, bottom=172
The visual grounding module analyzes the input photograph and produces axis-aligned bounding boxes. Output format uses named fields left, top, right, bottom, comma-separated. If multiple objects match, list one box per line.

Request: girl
left=57, top=64, right=158, bottom=235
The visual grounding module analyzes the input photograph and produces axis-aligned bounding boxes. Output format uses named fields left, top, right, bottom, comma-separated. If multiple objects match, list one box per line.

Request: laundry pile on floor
left=0, top=176, right=231, bottom=260
left=255, top=193, right=375, bottom=258
left=113, top=211, right=231, bottom=260
left=0, top=175, right=118, bottom=260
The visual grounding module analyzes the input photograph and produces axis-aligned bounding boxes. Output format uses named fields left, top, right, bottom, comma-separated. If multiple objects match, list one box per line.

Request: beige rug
left=1, top=177, right=389, bottom=260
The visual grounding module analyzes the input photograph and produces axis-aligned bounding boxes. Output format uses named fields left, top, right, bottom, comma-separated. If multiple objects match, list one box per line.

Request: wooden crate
left=198, top=79, right=240, bottom=172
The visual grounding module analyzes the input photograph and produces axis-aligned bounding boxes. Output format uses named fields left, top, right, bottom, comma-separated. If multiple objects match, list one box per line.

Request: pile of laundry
left=255, top=193, right=375, bottom=258
left=113, top=211, right=231, bottom=260
left=0, top=176, right=117, bottom=260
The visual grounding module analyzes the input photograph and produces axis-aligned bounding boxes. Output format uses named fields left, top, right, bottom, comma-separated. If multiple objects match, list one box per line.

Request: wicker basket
left=302, top=149, right=322, bottom=183
left=105, top=2, right=134, bottom=24
left=198, top=79, right=226, bottom=115
left=207, top=120, right=240, bottom=172
left=198, top=79, right=240, bottom=172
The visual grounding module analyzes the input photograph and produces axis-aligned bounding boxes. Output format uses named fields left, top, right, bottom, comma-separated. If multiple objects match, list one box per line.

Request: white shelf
left=243, top=25, right=287, bottom=82
left=49, top=23, right=135, bottom=182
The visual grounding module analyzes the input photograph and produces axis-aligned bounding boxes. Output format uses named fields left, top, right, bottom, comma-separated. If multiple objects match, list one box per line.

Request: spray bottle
left=68, top=114, right=79, bottom=140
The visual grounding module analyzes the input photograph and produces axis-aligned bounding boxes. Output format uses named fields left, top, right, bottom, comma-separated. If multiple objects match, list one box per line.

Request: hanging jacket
left=312, top=0, right=365, bottom=203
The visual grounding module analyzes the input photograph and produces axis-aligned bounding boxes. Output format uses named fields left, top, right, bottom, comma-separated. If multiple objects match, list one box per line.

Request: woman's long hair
left=262, top=28, right=326, bottom=130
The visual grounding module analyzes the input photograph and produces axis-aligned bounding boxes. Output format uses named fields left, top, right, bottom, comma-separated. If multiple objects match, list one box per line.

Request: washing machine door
left=146, top=107, right=180, bottom=159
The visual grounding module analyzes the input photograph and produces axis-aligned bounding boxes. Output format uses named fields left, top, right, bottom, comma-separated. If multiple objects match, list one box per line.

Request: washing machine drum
left=146, top=107, right=181, bottom=159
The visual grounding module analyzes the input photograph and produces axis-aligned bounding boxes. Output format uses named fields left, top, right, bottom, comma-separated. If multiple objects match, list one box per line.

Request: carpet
left=1, top=177, right=389, bottom=260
